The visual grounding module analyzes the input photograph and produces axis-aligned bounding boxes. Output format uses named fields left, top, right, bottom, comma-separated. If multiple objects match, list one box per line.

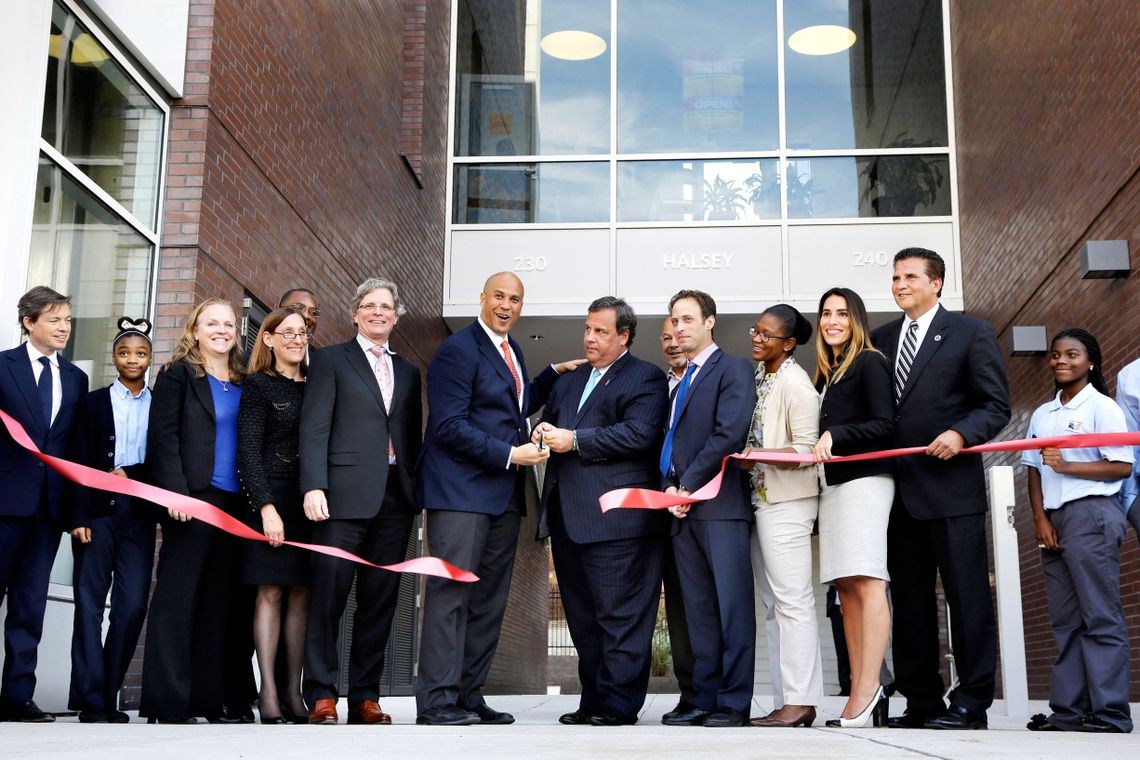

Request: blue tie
left=37, top=356, right=53, bottom=430
left=659, top=363, right=697, bottom=477
left=577, top=368, right=602, bottom=412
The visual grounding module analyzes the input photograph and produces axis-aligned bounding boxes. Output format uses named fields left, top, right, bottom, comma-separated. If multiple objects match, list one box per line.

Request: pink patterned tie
left=370, top=345, right=396, bottom=460
left=501, top=340, right=522, bottom=403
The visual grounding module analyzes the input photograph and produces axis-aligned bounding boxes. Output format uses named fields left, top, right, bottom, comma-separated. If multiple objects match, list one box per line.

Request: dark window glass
left=454, top=163, right=610, bottom=223
left=784, top=155, right=951, bottom=219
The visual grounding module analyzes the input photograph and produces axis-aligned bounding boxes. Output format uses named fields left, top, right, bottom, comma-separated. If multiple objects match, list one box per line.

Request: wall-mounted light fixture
left=1079, top=239, right=1130, bottom=279
left=787, top=25, right=856, bottom=56
left=540, top=31, right=607, bottom=61
left=1010, top=325, right=1048, bottom=356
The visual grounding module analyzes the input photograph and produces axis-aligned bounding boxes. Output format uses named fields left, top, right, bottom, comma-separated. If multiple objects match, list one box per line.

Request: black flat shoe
left=78, top=710, right=108, bottom=723
left=107, top=710, right=131, bottom=724
left=1078, top=718, right=1124, bottom=733
left=0, top=699, right=55, bottom=723
left=559, top=709, right=592, bottom=725
left=468, top=703, right=514, bottom=725
left=1026, top=713, right=1062, bottom=731
left=924, top=705, right=987, bottom=730
left=147, top=716, right=199, bottom=724
left=662, top=706, right=710, bottom=726
left=888, top=709, right=940, bottom=729
left=589, top=709, right=637, bottom=726
left=704, top=708, right=749, bottom=727
left=416, top=705, right=479, bottom=726
left=260, top=714, right=288, bottom=725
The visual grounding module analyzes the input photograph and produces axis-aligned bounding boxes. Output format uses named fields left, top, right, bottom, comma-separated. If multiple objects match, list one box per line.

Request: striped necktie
left=894, top=321, right=919, bottom=402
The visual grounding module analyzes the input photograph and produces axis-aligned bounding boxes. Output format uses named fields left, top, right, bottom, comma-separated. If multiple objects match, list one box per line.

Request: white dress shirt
left=894, top=301, right=941, bottom=374
left=667, top=342, right=718, bottom=428
left=26, top=341, right=62, bottom=425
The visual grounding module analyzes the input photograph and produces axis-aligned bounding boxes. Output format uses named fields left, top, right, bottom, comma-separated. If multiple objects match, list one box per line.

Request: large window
left=33, top=1, right=166, bottom=391
left=450, top=0, right=952, bottom=225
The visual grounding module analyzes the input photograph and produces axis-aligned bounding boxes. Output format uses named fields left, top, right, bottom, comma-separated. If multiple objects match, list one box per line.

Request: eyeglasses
left=289, top=304, right=321, bottom=317
left=358, top=303, right=396, bottom=314
left=273, top=329, right=310, bottom=342
left=748, top=327, right=791, bottom=342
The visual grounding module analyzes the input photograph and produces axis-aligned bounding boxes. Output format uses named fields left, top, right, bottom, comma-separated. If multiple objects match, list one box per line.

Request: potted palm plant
left=859, top=132, right=946, bottom=217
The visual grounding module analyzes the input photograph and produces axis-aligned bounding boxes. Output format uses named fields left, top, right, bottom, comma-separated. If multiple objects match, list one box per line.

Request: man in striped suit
left=532, top=297, right=669, bottom=726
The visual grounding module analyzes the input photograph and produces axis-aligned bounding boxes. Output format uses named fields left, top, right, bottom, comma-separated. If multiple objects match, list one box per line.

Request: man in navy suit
left=531, top=297, right=668, bottom=726
left=415, top=272, right=575, bottom=726
left=660, top=290, right=756, bottom=728
left=0, top=286, right=88, bottom=722
left=871, top=248, right=1010, bottom=730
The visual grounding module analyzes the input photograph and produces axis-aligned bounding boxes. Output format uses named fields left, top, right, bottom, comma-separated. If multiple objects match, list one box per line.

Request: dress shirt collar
left=687, top=341, right=719, bottom=374
left=356, top=332, right=393, bottom=355
left=111, top=378, right=149, bottom=400
left=477, top=316, right=510, bottom=348
left=905, top=301, right=940, bottom=334
left=25, top=340, right=57, bottom=367
left=1047, top=382, right=1097, bottom=412
left=591, top=350, right=627, bottom=379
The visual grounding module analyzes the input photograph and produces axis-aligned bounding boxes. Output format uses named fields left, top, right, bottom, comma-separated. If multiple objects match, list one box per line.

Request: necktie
left=894, top=321, right=919, bottom=401
left=37, top=356, right=53, bottom=430
left=369, top=345, right=396, bottom=460
left=659, top=362, right=697, bottom=477
left=501, top=340, right=522, bottom=402
left=577, top=368, right=602, bottom=412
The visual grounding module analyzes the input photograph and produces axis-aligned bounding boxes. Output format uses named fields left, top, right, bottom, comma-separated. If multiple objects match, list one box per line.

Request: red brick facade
left=951, top=0, right=1140, bottom=698
left=124, top=0, right=547, bottom=707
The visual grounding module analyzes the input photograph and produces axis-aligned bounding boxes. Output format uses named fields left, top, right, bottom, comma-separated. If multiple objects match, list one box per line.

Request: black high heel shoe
left=260, top=713, right=288, bottom=725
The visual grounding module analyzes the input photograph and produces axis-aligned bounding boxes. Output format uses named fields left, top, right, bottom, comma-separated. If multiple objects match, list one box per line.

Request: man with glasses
left=299, top=278, right=422, bottom=726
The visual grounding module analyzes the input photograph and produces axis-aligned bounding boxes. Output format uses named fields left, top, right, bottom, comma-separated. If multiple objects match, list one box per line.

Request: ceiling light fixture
left=788, top=25, right=856, bottom=56
left=540, top=30, right=607, bottom=61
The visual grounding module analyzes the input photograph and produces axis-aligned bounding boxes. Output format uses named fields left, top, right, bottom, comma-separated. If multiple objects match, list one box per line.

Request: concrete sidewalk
left=3, top=694, right=1137, bottom=759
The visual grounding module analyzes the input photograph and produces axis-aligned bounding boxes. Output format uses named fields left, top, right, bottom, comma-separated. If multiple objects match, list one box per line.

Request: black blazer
left=871, top=306, right=1010, bottom=519
left=69, top=385, right=151, bottom=530
left=0, top=346, right=87, bottom=521
left=299, top=339, right=422, bottom=519
left=538, top=352, right=669, bottom=544
left=147, top=359, right=227, bottom=497
left=817, top=351, right=895, bottom=486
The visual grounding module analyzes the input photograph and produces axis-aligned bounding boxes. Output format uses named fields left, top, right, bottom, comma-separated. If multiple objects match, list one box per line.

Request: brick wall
left=123, top=0, right=460, bottom=707
left=950, top=0, right=1140, bottom=699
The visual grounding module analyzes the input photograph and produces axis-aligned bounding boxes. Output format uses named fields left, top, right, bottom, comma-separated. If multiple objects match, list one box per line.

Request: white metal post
left=988, top=465, right=1029, bottom=718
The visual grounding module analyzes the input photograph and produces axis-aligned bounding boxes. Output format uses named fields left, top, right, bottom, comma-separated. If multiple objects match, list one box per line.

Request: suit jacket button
left=108, top=452, right=114, bottom=457
left=109, top=435, right=115, bottom=440
left=109, top=499, right=116, bottom=506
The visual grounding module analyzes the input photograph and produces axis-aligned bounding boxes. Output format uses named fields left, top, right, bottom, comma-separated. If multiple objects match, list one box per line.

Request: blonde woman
left=813, top=287, right=895, bottom=728
left=139, top=298, right=248, bottom=724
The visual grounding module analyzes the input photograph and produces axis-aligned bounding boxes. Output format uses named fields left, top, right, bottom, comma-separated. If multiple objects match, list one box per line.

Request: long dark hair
left=814, top=287, right=881, bottom=387
left=1051, top=328, right=1108, bottom=396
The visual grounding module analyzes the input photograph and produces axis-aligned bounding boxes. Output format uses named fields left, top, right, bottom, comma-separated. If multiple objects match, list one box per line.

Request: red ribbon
left=600, top=432, right=1140, bottom=512
left=0, top=409, right=478, bottom=582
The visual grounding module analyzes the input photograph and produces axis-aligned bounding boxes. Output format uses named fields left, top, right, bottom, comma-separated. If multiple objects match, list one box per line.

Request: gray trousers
left=1042, top=495, right=1132, bottom=732
left=1128, top=498, right=1140, bottom=549
left=415, top=499, right=520, bottom=712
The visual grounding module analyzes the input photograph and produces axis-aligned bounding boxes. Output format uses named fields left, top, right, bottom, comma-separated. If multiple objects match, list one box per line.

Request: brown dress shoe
left=749, top=705, right=816, bottom=727
left=308, top=699, right=339, bottom=725
left=348, top=700, right=392, bottom=725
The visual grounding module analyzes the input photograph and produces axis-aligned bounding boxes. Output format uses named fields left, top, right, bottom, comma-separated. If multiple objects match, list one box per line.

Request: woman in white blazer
left=741, top=304, right=823, bottom=728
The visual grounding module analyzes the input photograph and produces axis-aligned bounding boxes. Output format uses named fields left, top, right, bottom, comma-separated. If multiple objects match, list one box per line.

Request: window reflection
left=454, top=162, right=609, bottom=223
left=455, top=0, right=609, bottom=156
left=785, top=155, right=951, bottom=219
left=43, top=2, right=164, bottom=227
left=784, top=0, right=948, bottom=150
left=30, top=159, right=154, bottom=388
left=618, top=159, right=781, bottom=222
left=618, top=0, right=778, bottom=153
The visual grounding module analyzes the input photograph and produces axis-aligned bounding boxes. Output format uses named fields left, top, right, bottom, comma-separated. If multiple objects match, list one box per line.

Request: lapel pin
left=934, top=334, right=942, bottom=342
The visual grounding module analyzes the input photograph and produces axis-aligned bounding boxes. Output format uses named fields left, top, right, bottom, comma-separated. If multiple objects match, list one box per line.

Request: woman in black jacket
left=139, top=298, right=248, bottom=724
left=237, top=307, right=310, bottom=723
left=812, top=287, right=895, bottom=728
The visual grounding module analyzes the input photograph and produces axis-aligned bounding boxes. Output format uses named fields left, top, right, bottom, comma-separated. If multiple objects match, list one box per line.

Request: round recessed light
left=540, top=30, right=607, bottom=61
left=788, top=25, right=856, bottom=56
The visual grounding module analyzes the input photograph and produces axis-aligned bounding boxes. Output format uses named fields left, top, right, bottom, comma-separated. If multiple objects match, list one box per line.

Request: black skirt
left=240, top=476, right=312, bottom=586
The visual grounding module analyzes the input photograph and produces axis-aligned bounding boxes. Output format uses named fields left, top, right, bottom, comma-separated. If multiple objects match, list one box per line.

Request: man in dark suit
left=414, top=271, right=572, bottom=726
left=0, top=286, right=88, bottom=722
left=660, top=290, right=756, bottom=728
left=531, top=297, right=668, bottom=726
left=300, top=277, right=422, bottom=726
left=871, top=248, right=1010, bottom=730
left=657, top=318, right=698, bottom=720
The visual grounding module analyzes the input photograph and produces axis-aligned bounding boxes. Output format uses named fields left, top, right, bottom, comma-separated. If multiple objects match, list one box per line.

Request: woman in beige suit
left=742, top=304, right=823, bottom=728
